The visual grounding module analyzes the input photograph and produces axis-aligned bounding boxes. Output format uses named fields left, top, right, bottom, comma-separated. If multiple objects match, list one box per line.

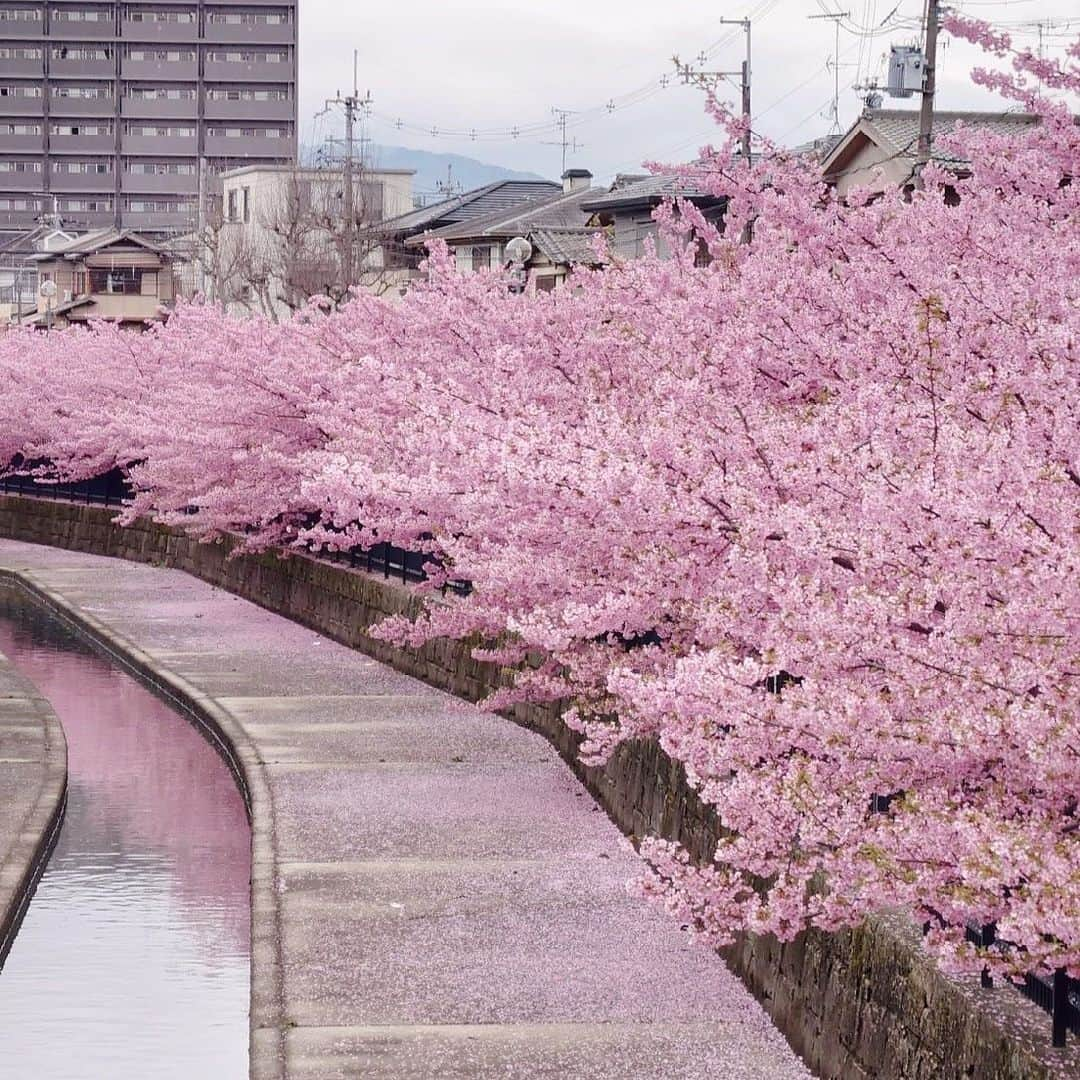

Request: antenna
left=541, top=108, right=585, bottom=174
left=808, top=12, right=852, bottom=135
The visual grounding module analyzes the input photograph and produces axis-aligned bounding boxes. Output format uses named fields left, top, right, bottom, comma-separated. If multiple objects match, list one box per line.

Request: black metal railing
left=1, top=470, right=471, bottom=592
left=1, top=467, right=132, bottom=506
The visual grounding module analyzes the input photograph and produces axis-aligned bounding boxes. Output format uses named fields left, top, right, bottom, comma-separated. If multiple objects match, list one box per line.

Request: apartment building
left=0, top=1, right=298, bottom=239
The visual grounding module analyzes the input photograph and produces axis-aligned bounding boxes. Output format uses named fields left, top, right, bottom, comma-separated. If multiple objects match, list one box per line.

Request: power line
left=361, top=0, right=783, bottom=147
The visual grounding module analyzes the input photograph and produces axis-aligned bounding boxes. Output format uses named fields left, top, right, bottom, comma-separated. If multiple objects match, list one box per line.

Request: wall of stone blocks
left=0, top=494, right=1071, bottom=1080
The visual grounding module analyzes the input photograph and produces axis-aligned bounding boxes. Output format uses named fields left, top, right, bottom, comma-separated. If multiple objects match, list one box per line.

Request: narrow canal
left=0, top=586, right=250, bottom=1079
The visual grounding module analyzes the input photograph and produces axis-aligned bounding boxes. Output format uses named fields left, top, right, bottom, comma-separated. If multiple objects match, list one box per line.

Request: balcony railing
left=121, top=171, right=199, bottom=195
left=0, top=132, right=45, bottom=154
left=120, top=97, right=198, bottom=120
left=49, top=95, right=116, bottom=117
left=121, top=58, right=199, bottom=81
left=203, top=97, right=293, bottom=122
left=49, top=132, right=116, bottom=155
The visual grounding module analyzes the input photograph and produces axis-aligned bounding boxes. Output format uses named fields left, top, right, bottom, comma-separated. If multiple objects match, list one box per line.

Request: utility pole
left=673, top=17, right=752, bottom=162
left=915, top=0, right=940, bottom=179
left=808, top=12, right=851, bottom=136
left=319, top=50, right=372, bottom=292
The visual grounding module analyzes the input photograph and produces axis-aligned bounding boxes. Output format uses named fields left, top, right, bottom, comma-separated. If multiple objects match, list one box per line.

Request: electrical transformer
left=888, top=46, right=925, bottom=98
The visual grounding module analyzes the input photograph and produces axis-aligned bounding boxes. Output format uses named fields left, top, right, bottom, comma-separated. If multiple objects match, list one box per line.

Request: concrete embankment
left=0, top=645, right=67, bottom=968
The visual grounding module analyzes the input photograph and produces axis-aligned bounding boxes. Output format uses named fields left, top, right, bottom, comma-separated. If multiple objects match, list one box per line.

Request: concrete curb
left=0, top=569, right=285, bottom=1080
left=0, top=646, right=68, bottom=971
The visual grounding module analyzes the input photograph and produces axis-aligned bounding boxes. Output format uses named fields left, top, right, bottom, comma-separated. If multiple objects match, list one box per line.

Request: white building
left=183, top=163, right=415, bottom=318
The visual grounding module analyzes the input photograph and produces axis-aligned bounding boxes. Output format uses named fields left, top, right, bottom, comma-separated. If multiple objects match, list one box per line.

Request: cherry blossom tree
left=0, top=20, right=1076, bottom=981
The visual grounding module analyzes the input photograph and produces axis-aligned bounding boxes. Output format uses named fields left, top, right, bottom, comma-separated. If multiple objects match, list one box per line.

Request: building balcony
left=0, top=131, right=45, bottom=154
left=49, top=170, right=115, bottom=192
left=50, top=132, right=116, bottom=154
left=0, top=171, right=43, bottom=191
left=48, top=19, right=116, bottom=40
left=0, top=208, right=42, bottom=231
left=49, top=95, right=116, bottom=117
left=0, top=96, right=46, bottom=116
left=0, top=19, right=45, bottom=39
left=119, top=20, right=200, bottom=44
left=121, top=171, right=199, bottom=194
left=121, top=208, right=197, bottom=232
left=120, top=97, right=198, bottom=120
left=201, top=22, right=295, bottom=45
left=2, top=57, right=44, bottom=78
left=49, top=207, right=117, bottom=230
left=204, top=133, right=292, bottom=158
left=204, top=97, right=292, bottom=122
left=122, top=132, right=197, bottom=156
left=203, top=58, right=292, bottom=83
left=48, top=57, right=116, bottom=79
left=121, top=57, right=198, bottom=81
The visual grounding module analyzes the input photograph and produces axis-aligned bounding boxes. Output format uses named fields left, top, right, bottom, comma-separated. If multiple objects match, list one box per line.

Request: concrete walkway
left=0, top=539, right=811, bottom=1080
left=0, top=647, right=66, bottom=968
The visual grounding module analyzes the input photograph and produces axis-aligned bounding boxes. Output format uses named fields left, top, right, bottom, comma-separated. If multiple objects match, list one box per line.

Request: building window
left=207, top=10, right=290, bottom=25
left=126, top=9, right=195, bottom=23
left=127, top=160, right=196, bottom=175
left=89, top=267, right=142, bottom=295
left=206, top=87, right=289, bottom=101
left=0, top=46, right=42, bottom=59
left=0, top=85, right=42, bottom=98
left=125, top=124, right=195, bottom=137
left=56, top=198, right=113, bottom=211
left=4, top=122, right=41, bottom=134
left=54, top=160, right=111, bottom=174
left=53, top=46, right=111, bottom=60
left=51, top=122, right=112, bottom=136
left=52, top=8, right=112, bottom=21
left=53, top=85, right=112, bottom=99
left=128, top=86, right=196, bottom=100
left=0, top=160, right=41, bottom=173
left=0, top=9, right=43, bottom=20
left=126, top=48, right=195, bottom=62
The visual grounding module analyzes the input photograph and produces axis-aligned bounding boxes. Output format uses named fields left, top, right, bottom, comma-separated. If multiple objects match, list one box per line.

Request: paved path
left=0, top=539, right=811, bottom=1080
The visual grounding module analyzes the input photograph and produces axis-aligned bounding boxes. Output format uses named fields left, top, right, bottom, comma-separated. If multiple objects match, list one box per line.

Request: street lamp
left=505, top=236, right=532, bottom=295
left=39, top=278, right=57, bottom=331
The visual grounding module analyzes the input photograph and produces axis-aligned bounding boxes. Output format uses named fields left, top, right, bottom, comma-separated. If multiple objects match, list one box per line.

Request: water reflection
left=0, top=588, right=250, bottom=1079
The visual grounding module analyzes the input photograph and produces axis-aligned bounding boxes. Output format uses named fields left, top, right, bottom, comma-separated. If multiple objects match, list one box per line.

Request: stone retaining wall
left=1, top=494, right=1072, bottom=1080
left=0, top=645, right=67, bottom=968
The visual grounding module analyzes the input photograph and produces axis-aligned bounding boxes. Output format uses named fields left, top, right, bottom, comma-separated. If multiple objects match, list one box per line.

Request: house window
left=89, top=267, right=141, bottom=295
left=241, top=186, right=250, bottom=223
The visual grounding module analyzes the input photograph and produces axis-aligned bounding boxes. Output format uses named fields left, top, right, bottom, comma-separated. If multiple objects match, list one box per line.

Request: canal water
left=0, top=587, right=250, bottom=1079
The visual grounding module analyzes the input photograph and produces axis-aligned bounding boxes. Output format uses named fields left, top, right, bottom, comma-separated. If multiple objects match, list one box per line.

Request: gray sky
left=298, top=1, right=1079, bottom=187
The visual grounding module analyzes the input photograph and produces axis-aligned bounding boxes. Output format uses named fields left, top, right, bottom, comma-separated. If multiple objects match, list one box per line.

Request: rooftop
left=221, top=163, right=416, bottom=181
left=822, top=108, right=1040, bottom=176
left=579, top=172, right=721, bottom=213
left=404, top=185, right=601, bottom=248
left=379, top=179, right=561, bottom=236
left=28, top=228, right=165, bottom=262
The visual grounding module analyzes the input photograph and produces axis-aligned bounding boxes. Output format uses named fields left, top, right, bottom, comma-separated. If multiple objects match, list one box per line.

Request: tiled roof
left=529, top=227, right=606, bottom=267
left=379, top=180, right=560, bottom=235
left=29, top=228, right=163, bottom=260
left=405, top=186, right=599, bottom=247
left=856, top=109, right=1037, bottom=166
left=579, top=173, right=718, bottom=212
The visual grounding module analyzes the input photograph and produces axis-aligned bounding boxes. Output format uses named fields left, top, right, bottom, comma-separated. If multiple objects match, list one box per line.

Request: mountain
left=299, top=143, right=549, bottom=205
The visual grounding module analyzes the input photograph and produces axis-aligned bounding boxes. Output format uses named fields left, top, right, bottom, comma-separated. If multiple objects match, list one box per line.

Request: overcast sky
left=297, top=1, right=1078, bottom=190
